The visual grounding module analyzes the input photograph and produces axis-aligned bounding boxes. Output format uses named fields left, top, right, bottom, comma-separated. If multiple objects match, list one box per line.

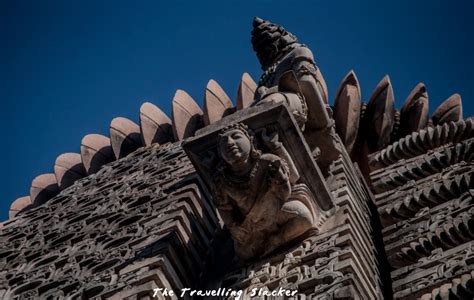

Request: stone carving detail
left=251, top=17, right=340, bottom=171
left=217, top=154, right=386, bottom=299
left=419, top=270, right=474, bottom=299
left=378, top=165, right=473, bottom=224
left=370, top=102, right=474, bottom=298
left=184, top=103, right=333, bottom=261
left=330, top=66, right=467, bottom=180
left=391, top=242, right=474, bottom=298
left=371, top=138, right=473, bottom=193
left=211, top=123, right=319, bottom=260
left=385, top=190, right=474, bottom=268
left=369, top=118, right=474, bottom=170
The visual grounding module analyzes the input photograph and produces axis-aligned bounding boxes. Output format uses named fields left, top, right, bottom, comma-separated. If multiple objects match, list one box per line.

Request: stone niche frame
left=182, top=102, right=334, bottom=213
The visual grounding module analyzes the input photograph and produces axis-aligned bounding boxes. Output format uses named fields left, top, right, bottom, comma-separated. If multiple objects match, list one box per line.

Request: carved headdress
left=251, top=17, right=299, bottom=70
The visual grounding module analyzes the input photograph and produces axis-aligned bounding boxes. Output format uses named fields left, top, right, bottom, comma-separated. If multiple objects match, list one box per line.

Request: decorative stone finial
left=251, top=17, right=298, bottom=70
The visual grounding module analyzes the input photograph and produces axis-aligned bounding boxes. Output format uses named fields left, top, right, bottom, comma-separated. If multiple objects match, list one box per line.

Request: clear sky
left=1, top=0, right=473, bottom=221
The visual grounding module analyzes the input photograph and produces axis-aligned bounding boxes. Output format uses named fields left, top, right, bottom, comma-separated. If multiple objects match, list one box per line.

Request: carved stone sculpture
left=250, top=17, right=340, bottom=170
left=211, top=123, right=318, bottom=260
left=183, top=103, right=333, bottom=261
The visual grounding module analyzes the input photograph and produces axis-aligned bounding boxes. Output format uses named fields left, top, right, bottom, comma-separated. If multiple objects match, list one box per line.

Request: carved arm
left=292, top=56, right=331, bottom=130
left=260, top=128, right=299, bottom=184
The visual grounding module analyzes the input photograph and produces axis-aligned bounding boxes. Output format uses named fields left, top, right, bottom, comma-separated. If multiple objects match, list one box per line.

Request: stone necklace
left=221, top=159, right=260, bottom=191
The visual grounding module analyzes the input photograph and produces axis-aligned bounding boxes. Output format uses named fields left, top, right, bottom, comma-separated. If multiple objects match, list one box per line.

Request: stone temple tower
left=1, top=18, right=472, bottom=299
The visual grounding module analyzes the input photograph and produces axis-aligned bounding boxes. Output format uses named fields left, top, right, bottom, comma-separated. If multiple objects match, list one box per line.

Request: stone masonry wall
left=0, top=143, right=221, bottom=299
left=370, top=118, right=474, bottom=299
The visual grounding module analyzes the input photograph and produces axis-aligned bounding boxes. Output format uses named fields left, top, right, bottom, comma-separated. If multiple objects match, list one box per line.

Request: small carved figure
left=251, top=17, right=332, bottom=135
left=253, top=70, right=309, bottom=130
left=250, top=18, right=342, bottom=171
left=211, top=123, right=319, bottom=260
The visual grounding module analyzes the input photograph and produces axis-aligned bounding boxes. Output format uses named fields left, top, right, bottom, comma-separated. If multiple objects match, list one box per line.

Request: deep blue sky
left=1, top=0, right=473, bottom=221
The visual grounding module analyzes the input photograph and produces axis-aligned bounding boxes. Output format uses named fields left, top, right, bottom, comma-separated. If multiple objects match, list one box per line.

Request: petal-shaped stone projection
left=30, top=174, right=60, bottom=206
left=398, top=83, right=429, bottom=137
left=81, top=134, right=115, bottom=174
left=366, top=75, right=396, bottom=151
left=334, top=70, right=361, bottom=154
left=139, top=102, right=173, bottom=146
left=237, top=73, right=257, bottom=110
left=432, top=93, right=463, bottom=125
left=54, top=153, right=87, bottom=190
left=203, top=79, right=233, bottom=125
left=171, top=89, right=204, bottom=140
left=315, top=67, right=329, bottom=104
left=9, top=196, right=32, bottom=218
left=110, top=117, right=143, bottom=159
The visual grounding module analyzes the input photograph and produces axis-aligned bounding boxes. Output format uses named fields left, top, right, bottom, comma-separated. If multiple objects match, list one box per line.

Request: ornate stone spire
left=251, top=17, right=298, bottom=70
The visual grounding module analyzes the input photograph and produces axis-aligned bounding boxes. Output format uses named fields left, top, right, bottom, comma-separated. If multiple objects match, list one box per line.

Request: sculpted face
left=218, top=129, right=252, bottom=166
